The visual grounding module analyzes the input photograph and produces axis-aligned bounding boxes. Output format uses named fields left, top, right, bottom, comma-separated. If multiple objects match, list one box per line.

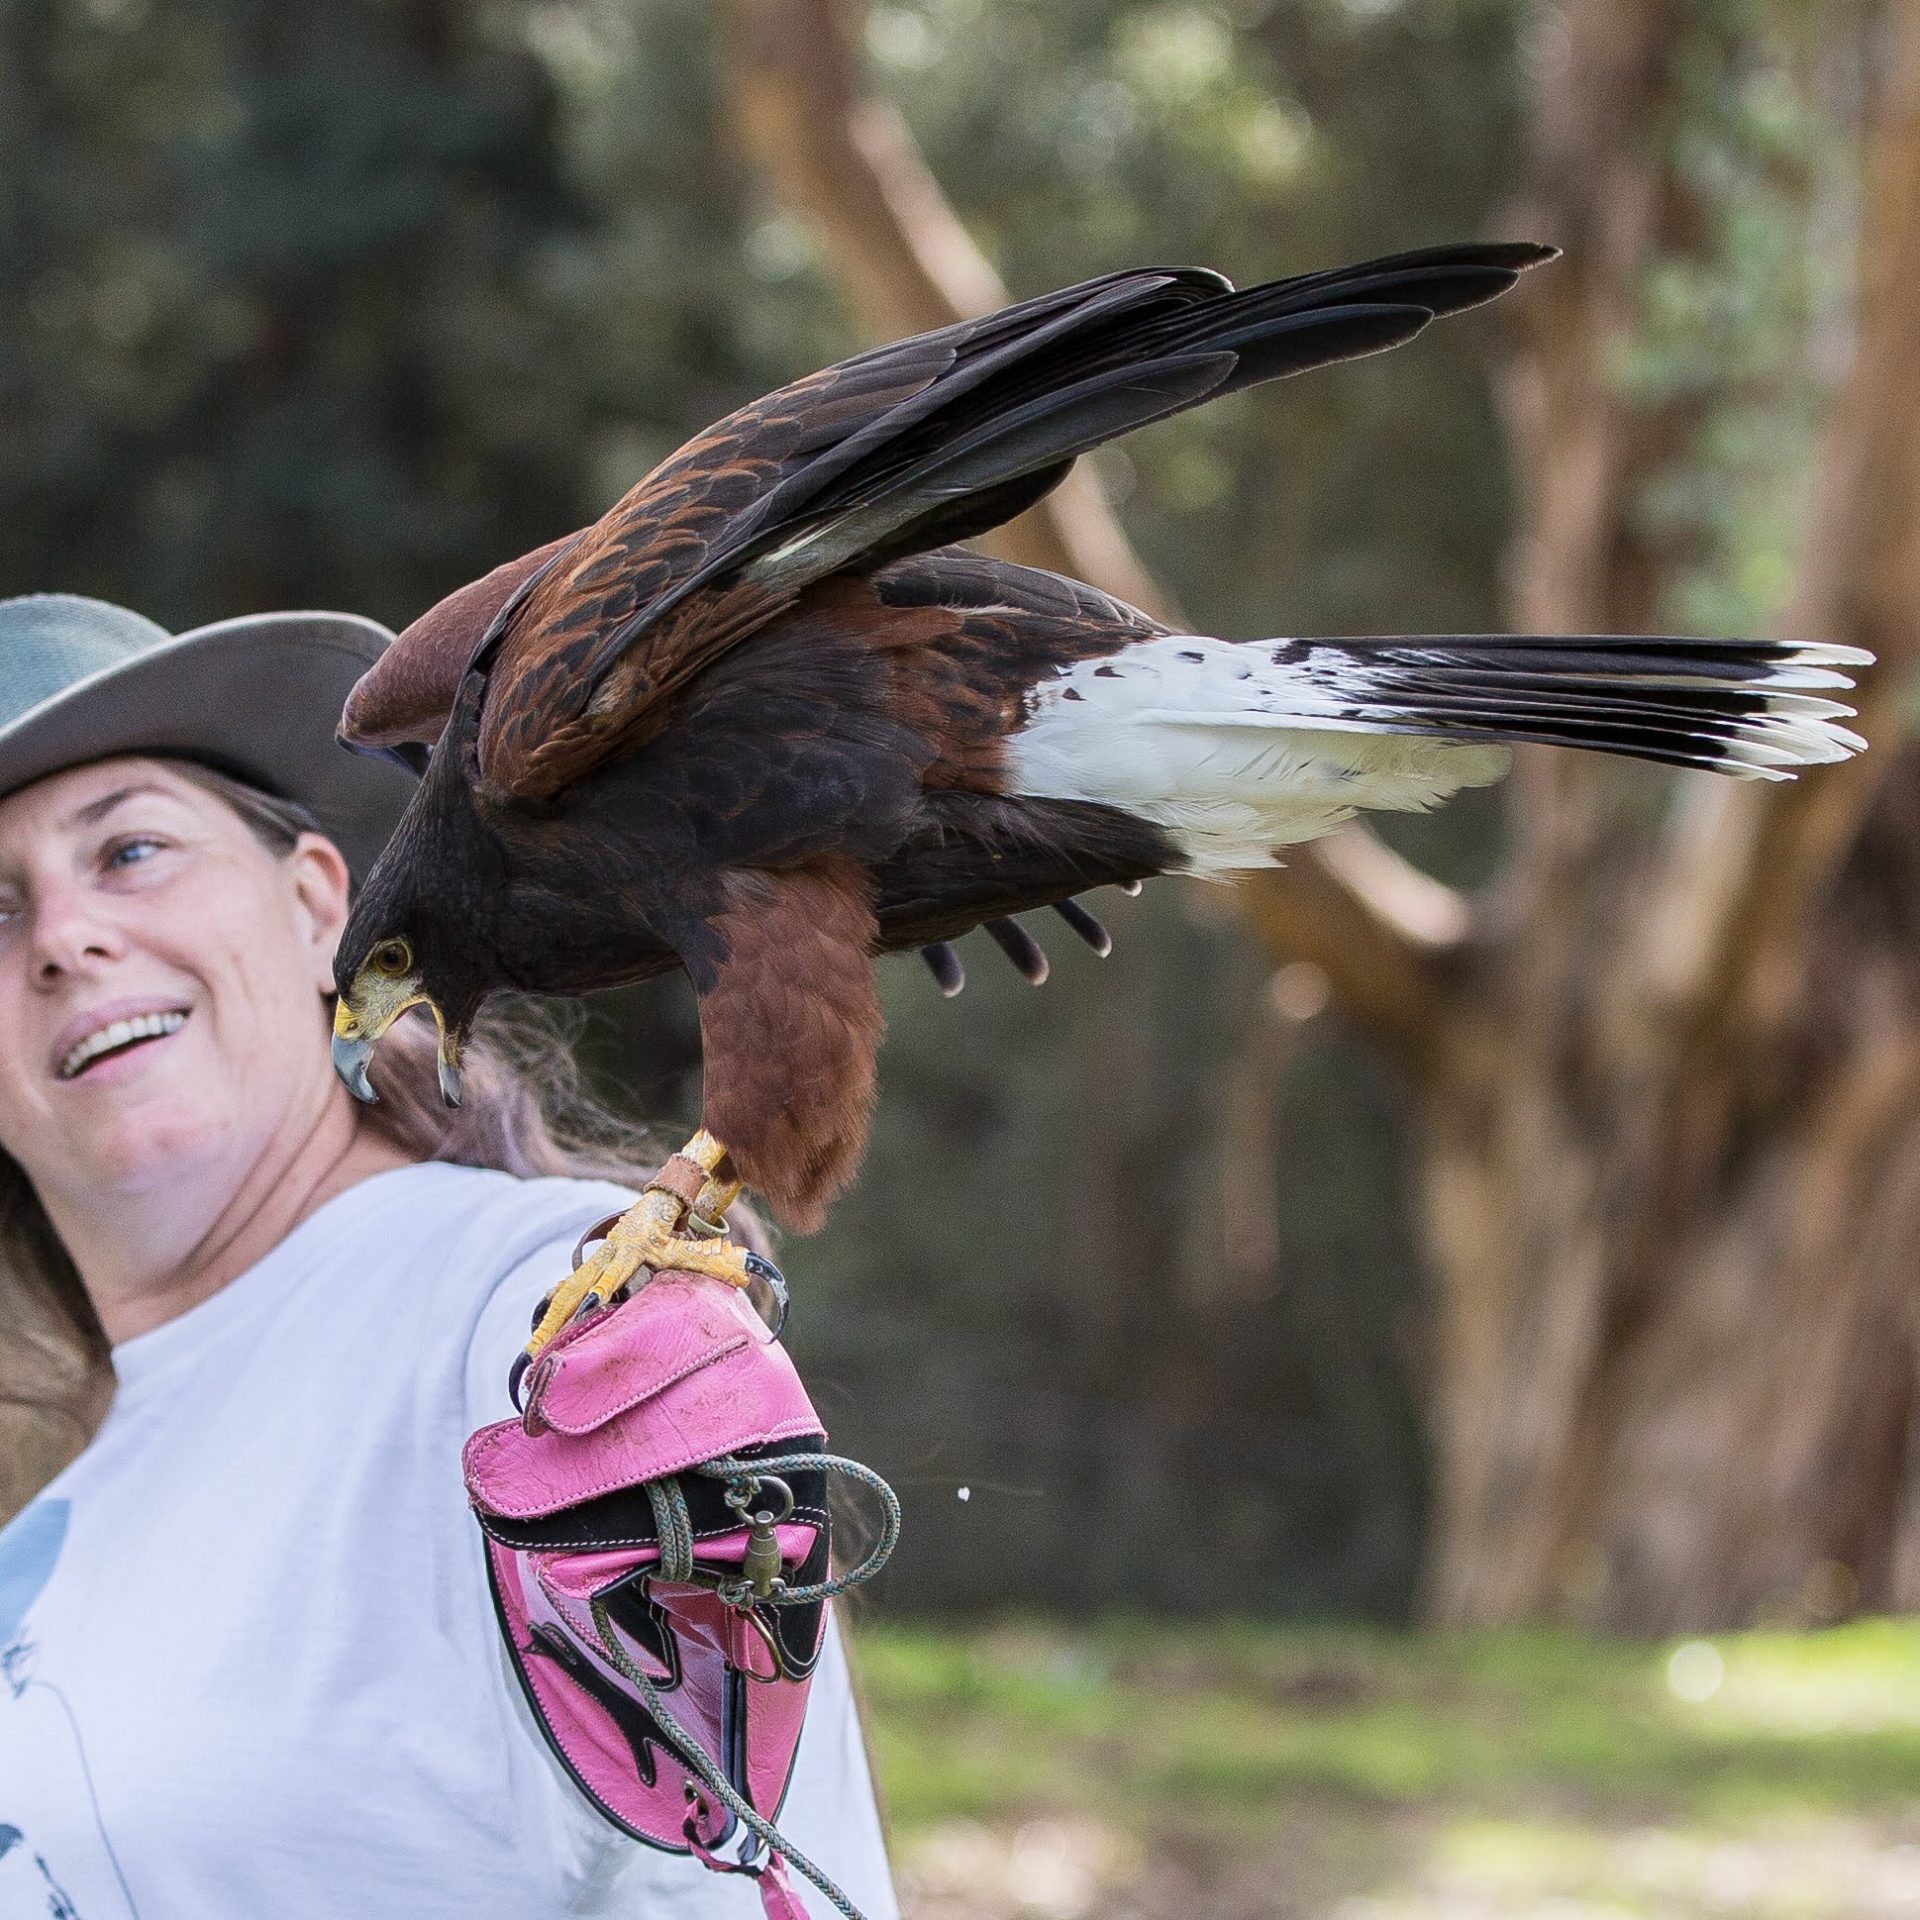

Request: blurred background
left=6, top=0, right=1920, bottom=1911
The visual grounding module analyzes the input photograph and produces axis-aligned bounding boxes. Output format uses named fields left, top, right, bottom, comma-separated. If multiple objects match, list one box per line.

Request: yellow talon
left=523, top=1128, right=750, bottom=1361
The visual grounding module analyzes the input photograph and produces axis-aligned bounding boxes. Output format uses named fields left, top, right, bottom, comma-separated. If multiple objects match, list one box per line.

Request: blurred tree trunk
left=721, top=0, right=1920, bottom=1627
left=1416, top=0, right=1920, bottom=1627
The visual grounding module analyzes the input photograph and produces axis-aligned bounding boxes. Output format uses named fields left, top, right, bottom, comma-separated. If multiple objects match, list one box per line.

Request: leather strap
left=755, top=1857, right=814, bottom=1920
left=683, top=1810, right=813, bottom=1920
left=646, top=1153, right=710, bottom=1211
left=570, top=1211, right=627, bottom=1269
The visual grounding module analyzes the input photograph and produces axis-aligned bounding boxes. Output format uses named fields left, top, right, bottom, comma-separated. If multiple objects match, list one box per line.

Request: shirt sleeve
left=459, top=1182, right=634, bottom=1432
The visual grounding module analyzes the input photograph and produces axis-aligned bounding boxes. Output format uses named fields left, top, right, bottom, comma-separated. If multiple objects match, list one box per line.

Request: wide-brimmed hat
left=0, top=594, right=417, bottom=877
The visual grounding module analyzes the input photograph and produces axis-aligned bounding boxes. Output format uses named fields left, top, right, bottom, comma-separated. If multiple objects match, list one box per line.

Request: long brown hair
left=0, top=760, right=682, bottom=1522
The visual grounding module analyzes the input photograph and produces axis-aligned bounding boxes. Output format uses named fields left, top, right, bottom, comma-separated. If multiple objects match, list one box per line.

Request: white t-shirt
left=0, top=1160, right=897, bottom=1920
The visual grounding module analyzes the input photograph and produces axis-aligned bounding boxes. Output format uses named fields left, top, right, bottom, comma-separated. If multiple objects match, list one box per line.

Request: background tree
left=720, top=0, right=1920, bottom=1628
left=10, top=0, right=1914, bottom=1632
left=4, top=0, right=1475, bottom=1607
left=717, top=0, right=1539, bottom=1615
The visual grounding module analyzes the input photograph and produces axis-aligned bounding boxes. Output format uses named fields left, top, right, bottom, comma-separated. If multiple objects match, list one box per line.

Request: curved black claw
left=511, top=1284, right=604, bottom=1409
left=744, top=1250, right=790, bottom=1339
left=1051, top=897, right=1113, bottom=956
left=984, top=916, right=1050, bottom=985
left=921, top=942, right=966, bottom=997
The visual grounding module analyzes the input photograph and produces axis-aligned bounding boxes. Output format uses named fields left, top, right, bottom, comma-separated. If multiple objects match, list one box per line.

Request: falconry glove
left=463, top=1239, right=898, bottom=1920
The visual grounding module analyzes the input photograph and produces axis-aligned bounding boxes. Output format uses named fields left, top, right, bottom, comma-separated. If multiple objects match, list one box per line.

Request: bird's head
left=331, top=907, right=488, bottom=1110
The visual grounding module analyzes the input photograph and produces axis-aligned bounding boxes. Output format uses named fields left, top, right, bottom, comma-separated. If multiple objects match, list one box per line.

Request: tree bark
left=1417, top=0, right=1920, bottom=1628
left=719, top=0, right=1920, bottom=1628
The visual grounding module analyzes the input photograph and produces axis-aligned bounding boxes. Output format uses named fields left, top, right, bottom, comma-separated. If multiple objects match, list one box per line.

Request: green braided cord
left=692, top=1452, right=901, bottom=1604
left=644, top=1476, right=696, bottom=1583
left=588, top=1594, right=869, bottom=1920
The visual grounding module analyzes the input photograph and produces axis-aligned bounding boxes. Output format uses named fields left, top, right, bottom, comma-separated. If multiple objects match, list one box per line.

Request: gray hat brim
left=0, top=610, right=417, bottom=878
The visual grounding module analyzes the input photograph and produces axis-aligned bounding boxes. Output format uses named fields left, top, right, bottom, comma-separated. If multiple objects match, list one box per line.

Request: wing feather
left=473, top=242, right=1554, bottom=798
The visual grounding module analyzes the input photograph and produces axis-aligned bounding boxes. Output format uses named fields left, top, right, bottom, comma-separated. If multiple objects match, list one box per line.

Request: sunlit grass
left=857, top=1617, right=1920, bottom=1917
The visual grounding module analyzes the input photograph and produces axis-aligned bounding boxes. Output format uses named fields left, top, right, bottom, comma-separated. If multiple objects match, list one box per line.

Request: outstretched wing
left=473, top=241, right=1556, bottom=799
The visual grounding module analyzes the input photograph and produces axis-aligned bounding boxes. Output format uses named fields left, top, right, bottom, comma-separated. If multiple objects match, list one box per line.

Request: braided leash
left=591, top=1596, right=865, bottom=1919
left=696, top=1453, right=901, bottom=1605
left=599, top=1450, right=901, bottom=1920
left=643, top=1477, right=698, bottom=1583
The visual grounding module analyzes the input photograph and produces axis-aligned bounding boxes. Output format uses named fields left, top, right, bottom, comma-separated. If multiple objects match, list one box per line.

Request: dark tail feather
left=1282, top=634, right=1870, bottom=779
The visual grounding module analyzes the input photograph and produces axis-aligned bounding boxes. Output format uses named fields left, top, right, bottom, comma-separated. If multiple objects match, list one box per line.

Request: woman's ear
left=288, top=832, right=354, bottom=993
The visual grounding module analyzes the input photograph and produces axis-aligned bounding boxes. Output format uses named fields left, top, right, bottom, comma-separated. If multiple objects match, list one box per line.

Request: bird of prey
left=329, top=241, right=1867, bottom=1370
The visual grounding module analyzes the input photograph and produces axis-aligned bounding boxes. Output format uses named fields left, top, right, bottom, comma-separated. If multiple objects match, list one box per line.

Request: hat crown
left=0, top=594, right=174, bottom=730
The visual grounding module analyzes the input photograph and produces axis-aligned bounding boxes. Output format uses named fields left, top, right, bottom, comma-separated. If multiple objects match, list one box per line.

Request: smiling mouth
left=59, top=1009, right=190, bottom=1081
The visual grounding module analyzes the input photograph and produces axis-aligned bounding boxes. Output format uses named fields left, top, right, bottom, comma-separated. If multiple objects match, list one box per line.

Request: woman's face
left=0, top=756, right=352, bottom=1208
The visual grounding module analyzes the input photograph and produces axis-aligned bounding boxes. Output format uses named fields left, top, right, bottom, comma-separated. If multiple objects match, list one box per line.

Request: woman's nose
left=29, top=883, right=125, bottom=981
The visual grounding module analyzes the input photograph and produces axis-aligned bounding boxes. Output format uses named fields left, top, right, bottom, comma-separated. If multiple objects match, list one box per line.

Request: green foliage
left=515, top=0, right=852, bottom=501
left=864, top=1617, right=1920, bottom=1913
left=866, top=1615, right=1920, bottom=1829
left=0, top=0, right=589, bottom=625
left=862, top=0, right=1526, bottom=643
left=1622, top=1, right=1854, bottom=637
left=5, top=0, right=1866, bottom=1622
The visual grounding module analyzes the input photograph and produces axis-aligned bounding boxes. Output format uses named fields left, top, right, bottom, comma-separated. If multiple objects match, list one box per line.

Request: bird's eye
left=370, top=938, right=414, bottom=977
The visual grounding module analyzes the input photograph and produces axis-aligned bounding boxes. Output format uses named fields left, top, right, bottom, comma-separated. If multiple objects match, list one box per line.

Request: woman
left=0, top=592, right=896, bottom=1919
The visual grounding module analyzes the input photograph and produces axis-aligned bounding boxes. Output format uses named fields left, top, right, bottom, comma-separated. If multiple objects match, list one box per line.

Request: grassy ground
left=855, top=1616, right=1920, bottom=1918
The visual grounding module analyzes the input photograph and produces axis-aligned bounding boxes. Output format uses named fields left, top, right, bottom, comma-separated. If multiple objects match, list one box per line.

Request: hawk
left=329, top=242, right=1866, bottom=1372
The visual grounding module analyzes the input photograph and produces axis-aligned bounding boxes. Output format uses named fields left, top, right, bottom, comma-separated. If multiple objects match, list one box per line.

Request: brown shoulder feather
left=339, top=534, right=577, bottom=749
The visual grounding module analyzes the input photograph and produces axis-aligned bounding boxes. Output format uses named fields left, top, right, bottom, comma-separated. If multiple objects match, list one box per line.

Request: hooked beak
left=437, top=1042, right=463, bottom=1109
left=332, top=1020, right=378, bottom=1103
left=332, top=968, right=463, bottom=1108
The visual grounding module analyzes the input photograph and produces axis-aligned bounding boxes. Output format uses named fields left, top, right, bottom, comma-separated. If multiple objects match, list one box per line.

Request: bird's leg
left=522, top=1128, right=757, bottom=1363
left=516, top=858, right=880, bottom=1401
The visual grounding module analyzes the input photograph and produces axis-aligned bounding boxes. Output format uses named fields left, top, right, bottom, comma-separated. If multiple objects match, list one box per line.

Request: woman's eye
left=105, top=837, right=163, bottom=870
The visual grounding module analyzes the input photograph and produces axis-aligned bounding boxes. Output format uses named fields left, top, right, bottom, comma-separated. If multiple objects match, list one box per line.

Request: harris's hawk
left=328, top=242, right=1867, bottom=1370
